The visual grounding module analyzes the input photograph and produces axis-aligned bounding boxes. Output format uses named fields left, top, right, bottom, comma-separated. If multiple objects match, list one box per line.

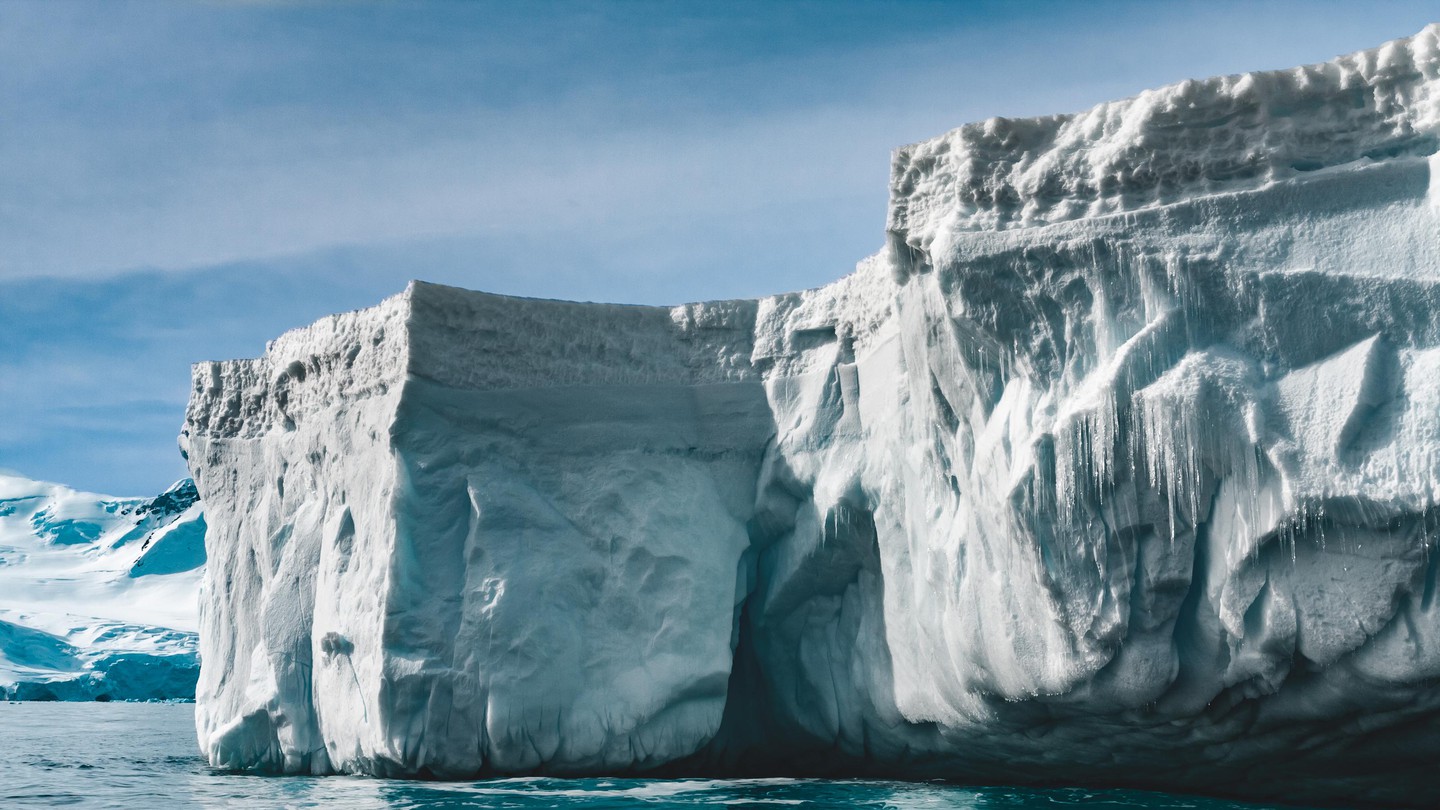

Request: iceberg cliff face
left=185, top=27, right=1440, bottom=807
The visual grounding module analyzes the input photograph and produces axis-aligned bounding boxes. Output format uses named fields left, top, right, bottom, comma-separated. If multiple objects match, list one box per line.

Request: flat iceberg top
left=890, top=24, right=1440, bottom=247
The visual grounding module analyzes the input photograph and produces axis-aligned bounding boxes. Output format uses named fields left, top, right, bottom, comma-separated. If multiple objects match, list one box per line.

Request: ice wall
left=185, top=25, right=1440, bottom=807
left=185, top=288, right=774, bottom=774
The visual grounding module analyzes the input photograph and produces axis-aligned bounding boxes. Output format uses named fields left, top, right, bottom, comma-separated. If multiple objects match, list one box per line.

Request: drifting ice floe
left=184, top=26, right=1440, bottom=807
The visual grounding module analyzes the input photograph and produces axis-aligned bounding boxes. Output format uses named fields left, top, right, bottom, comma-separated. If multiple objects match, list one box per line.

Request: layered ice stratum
left=183, top=26, right=1440, bottom=807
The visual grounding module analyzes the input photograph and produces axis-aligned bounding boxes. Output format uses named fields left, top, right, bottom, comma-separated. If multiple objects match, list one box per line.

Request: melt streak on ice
left=183, top=26, right=1440, bottom=806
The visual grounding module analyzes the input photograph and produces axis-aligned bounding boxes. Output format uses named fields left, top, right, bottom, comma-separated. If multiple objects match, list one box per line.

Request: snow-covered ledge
left=184, top=25, right=1440, bottom=807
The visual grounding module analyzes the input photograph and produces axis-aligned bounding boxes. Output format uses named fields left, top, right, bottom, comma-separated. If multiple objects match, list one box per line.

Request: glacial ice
left=0, top=472, right=205, bottom=700
left=184, top=26, right=1440, bottom=807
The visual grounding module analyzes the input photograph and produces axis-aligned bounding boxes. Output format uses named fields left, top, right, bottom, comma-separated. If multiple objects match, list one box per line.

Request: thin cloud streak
left=3, top=0, right=1439, bottom=494
left=5, top=1, right=1436, bottom=282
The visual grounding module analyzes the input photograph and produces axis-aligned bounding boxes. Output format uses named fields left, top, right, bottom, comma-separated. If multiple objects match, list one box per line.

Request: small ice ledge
left=888, top=23, right=1440, bottom=258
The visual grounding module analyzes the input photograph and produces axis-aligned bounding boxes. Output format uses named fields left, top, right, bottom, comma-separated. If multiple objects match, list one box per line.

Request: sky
left=3, top=0, right=1437, bottom=496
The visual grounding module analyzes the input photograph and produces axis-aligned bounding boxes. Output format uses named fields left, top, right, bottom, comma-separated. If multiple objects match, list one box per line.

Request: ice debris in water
left=184, top=25, right=1440, bottom=808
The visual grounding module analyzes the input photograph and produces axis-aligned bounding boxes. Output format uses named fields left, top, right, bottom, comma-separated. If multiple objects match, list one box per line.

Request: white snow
left=184, top=25, right=1440, bottom=807
left=0, top=471, right=204, bottom=700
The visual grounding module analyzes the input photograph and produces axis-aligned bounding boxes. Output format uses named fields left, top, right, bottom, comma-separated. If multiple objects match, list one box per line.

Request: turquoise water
left=1, top=703, right=1303, bottom=809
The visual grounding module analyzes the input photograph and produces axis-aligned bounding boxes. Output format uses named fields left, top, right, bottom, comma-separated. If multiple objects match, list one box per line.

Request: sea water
left=0, top=703, right=1309, bottom=809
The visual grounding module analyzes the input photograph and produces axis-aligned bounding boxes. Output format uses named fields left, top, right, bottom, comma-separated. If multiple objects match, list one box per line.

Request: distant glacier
left=182, top=25, right=1440, bottom=808
left=0, top=472, right=204, bottom=700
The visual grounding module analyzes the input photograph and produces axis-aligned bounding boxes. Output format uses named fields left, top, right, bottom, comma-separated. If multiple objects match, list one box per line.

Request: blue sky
left=3, top=0, right=1437, bottom=495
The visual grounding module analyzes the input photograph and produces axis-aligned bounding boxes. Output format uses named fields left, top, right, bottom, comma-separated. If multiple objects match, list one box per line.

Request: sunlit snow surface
left=0, top=471, right=203, bottom=699
left=185, top=25, right=1440, bottom=808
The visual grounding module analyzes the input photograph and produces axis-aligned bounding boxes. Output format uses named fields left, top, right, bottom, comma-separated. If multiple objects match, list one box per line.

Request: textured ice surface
left=0, top=472, right=204, bottom=700
left=186, top=26, right=1440, bottom=807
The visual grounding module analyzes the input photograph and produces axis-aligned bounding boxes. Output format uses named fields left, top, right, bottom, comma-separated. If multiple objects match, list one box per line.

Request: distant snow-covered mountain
left=0, top=471, right=204, bottom=700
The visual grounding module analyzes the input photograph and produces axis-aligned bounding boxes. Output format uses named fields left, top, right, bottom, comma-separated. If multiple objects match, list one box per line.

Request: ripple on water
left=0, top=704, right=1312, bottom=810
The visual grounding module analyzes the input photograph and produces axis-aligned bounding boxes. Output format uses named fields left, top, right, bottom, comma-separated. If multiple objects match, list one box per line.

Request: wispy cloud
left=5, top=1, right=1435, bottom=282
left=2, top=0, right=1437, bottom=493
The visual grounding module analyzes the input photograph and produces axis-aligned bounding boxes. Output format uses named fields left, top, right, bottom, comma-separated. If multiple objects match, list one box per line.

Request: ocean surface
left=0, top=703, right=1309, bottom=809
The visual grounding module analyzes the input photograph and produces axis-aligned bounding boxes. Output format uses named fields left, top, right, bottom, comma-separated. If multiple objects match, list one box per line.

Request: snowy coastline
left=0, top=472, right=204, bottom=701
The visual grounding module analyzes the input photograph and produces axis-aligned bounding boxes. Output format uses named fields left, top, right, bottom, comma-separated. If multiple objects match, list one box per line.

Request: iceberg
left=184, top=26, right=1440, bottom=807
left=0, top=472, right=205, bottom=700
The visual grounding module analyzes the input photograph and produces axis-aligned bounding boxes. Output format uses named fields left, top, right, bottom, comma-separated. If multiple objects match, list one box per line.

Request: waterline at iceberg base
left=182, top=26, right=1440, bottom=809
